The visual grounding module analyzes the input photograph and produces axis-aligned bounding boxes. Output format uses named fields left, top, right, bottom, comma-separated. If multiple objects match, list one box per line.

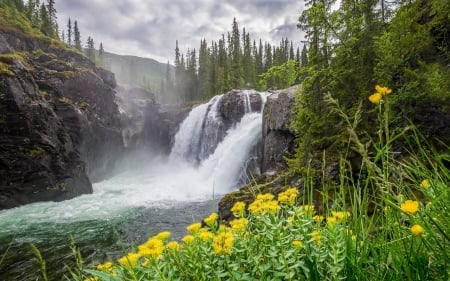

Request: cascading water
left=0, top=90, right=268, bottom=280
left=169, top=95, right=224, bottom=163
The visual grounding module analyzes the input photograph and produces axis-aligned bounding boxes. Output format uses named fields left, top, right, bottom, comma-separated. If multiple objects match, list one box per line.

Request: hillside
left=98, top=51, right=174, bottom=102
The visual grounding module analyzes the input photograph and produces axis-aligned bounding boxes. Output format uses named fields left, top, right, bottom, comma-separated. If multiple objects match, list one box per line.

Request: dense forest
left=171, top=18, right=305, bottom=102
left=287, top=0, right=450, bottom=178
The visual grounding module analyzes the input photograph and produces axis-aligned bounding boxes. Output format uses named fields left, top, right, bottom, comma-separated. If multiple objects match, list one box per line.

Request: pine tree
left=85, top=36, right=95, bottom=61
left=74, top=20, right=81, bottom=50
left=67, top=18, right=72, bottom=45
left=46, top=0, right=57, bottom=34
left=198, top=39, right=211, bottom=98
left=39, top=3, right=53, bottom=36
left=230, top=18, right=243, bottom=88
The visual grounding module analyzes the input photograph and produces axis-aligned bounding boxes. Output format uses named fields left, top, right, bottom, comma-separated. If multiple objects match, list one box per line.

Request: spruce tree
left=67, top=18, right=72, bottom=45
left=39, top=3, right=53, bottom=36
left=74, top=20, right=81, bottom=50
left=46, top=0, right=56, bottom=35
left=85, top=36, right=95, bottom=61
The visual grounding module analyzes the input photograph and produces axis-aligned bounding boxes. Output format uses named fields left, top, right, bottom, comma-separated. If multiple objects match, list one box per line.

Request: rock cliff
left=0, top=27, right=123, bottom=209
left=262, top=86, right=297, bottom=173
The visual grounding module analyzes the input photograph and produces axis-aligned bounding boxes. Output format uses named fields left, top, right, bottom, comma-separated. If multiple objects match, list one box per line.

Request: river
left=0, top=92, right=266, bottom=280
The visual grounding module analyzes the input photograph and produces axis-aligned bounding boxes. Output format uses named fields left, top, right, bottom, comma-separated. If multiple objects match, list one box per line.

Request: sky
left=55, top=1, right=305, bottom=64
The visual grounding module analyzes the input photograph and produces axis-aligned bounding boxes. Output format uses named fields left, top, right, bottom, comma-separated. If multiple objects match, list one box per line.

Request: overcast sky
left=55, top=1, right=305, bottom=64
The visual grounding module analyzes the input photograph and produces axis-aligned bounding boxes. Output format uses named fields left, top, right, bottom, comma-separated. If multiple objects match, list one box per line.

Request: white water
left=169, top=95, right=223, bottom=163
left=0, top=93, right=266, bottom=234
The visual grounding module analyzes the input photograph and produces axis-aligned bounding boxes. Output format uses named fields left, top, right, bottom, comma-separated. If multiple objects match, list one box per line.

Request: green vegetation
left=289, top=0, right=450, bottom=180
left=64, top=86, right=449, bottom=280
left=173, top=18, right=301, bottom=103
left=28, top=146, right=44, bottom=159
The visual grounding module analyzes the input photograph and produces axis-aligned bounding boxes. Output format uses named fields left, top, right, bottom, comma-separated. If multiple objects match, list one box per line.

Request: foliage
left=258, top=60, right=299, bottom=90
left=289, top=0, right=450, bottom=179
left=66, top=86, right=450, bottom=281
left=174, top=19, right=302, bottom=103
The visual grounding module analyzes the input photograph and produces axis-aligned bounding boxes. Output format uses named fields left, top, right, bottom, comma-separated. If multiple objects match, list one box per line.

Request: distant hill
left=98, top=51, right=174, bottom=102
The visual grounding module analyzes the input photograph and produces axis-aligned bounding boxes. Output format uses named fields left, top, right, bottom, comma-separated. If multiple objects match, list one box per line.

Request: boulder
left=262, top=86, right=297, bottom=172
left=218, top=89, right=263, bottom=129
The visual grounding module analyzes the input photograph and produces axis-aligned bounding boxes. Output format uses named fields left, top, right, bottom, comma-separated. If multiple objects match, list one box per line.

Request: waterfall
left=170, top=90, right=269, bottom=192
left=0, top=90, right=270, bottom=281
left=169, top=95, right=223, bottom=163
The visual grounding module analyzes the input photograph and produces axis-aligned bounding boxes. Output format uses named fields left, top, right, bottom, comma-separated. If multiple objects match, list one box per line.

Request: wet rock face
left=218, top=89, right=263, bottom=128
left=0, top=28, right=123, bottom=209
left=0, top=66, right=92, bottom=209
left=262, top=86, right=297, bottom=172
left=116, top=86, right=189, bottom=154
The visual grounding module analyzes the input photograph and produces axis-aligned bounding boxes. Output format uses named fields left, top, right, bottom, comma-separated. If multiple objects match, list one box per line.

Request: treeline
left=0, top=0, right=104, bottom=64
left=1, top=0, right=58, bottom=38
left=171, top=18, right=306, bottom=102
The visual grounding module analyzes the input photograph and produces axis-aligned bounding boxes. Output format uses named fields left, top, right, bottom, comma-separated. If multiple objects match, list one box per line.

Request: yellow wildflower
left=182, top=235, right=195, bottom=244
left=166, top=241, right=181, bottom=251
left=299, top=205, right=315, bottom=213
left=231, top=201, right=246, bottom=217
left=375, top=85, right=393, bottom=96
left=154, top=231, right=171, bottom=241
left=331, top=211, right=351, bottom=221
left=411, top=224, right=424, bottom=236
left=187, top=222, right=202, bottom=233
left=292, top=240, right=303, bottom=248
left=118, top=252, right=140, bottom=267
left=218, top=224, right=231, bottom=233
left=420, top=179, right=430, bottom=189
left=369, top=92, right=382, bottom=104
left=204, top=212, right=218, bottom=227
left=400, top=200, right=419, bottom=215
left=351, top=235, right=357, bottom=241
left=277, top=188, right=299, bottom=206
left=230, top=218, right=248, bottom=233
left=83, top=277, right=99, bottom=281
left=312, top=230, right=321, bottom=246
left=256, top=193, right=275, bottom=201
left=138, top=238, right=164, bottom=259
left=212, top=232, right=234, bottom=254
left=327, top=216, right=338, bottom=227
left=199, top=231, right=214, bottom=242
left=248, top=194, right=280, bottom=215
left=96, top=261, right=113, bottom=272
left=313, top=215, right=324, bottom=223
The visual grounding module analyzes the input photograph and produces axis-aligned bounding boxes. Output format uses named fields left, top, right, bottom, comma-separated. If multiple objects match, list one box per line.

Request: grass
left=22, top=85, right=450, bottom=280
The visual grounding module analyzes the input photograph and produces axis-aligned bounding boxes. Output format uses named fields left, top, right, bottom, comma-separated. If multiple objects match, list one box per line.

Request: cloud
left=55, top=0, right=305, bottom=63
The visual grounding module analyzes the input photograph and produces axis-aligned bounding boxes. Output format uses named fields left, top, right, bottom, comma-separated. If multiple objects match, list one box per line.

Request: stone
left=0, top=27, right=124, bottom=209
left=262, top=86, right=297, bottom=172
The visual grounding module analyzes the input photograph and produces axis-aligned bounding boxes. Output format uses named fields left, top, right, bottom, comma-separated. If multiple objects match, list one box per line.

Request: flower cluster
left=204, top=212, right=218, bottom=227
left=248, top=193, right=280, bottom=215
left=212, top=231, right=234, bottom=254
left=231, top=201, right=246, bottom=217
left=368, top=85, right=392, bottom=104
left=277, top=187, right=299, bottom=206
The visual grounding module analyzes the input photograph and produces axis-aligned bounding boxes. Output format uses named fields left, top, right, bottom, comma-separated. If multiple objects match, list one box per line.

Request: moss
left=57, top=96, right=71, bottom=104
left=0, top=7, right=36, bottom=35
left=54, top=71, right=78, bottom=80
left=28, top=147, right=44, bottom=159
left=0, top=61, right=14, bottom=76
left=78, top=101, right=89, bottom=110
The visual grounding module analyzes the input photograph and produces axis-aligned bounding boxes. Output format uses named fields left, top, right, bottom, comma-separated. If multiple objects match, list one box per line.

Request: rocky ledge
left=0, top=27, right=123, bottom=209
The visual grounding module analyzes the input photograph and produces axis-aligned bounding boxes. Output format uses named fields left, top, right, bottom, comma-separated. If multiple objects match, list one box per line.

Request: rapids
left=0, top=92, right=267, bottom=280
